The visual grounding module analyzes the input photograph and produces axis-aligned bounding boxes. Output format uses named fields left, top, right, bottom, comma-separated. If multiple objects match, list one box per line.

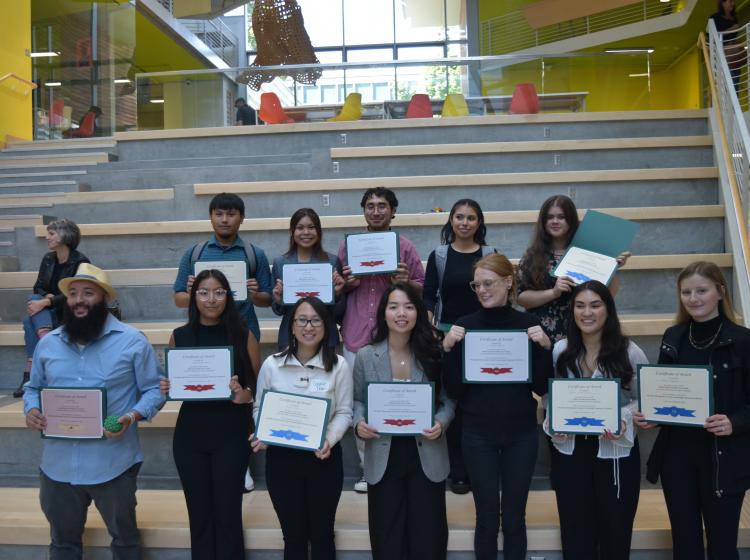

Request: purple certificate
left=40, top=387, right=105, bottom=439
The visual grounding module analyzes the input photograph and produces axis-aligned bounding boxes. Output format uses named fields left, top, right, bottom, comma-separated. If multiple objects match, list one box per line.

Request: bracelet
left=126, top=411, right=137, bottom=426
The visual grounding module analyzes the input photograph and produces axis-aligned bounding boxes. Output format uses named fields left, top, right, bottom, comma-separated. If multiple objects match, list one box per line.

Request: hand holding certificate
left=166, top=347, right=233, bottom=400
left=255, top=390, right=330, bottom=451
left=638, top=364, right=713, bottom=427
left=463, top=330, right=531, bottom=383
left=40, top=387, right=106, bottom=439
left=194, top=260, right=247, bottom=301
left=346, top=231, right=399, bottom=276
left=282, top=263, right=334, bottom=304
left=366, top=382, right=434, bottom=435
left=548, top=379, right=621, bottom=435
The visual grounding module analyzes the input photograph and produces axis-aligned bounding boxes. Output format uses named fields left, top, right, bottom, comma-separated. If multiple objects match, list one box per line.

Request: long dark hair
left=717, top=0, right=737, bottom=20
left=277, top=296, right=338, bottom=371
left=440, top=198, right=487, bottom=245
left=188, top=269, right=255, bottom=390
left=519, top=195, right=579, bottom=288
left=555, top=281, right=633, bottom=389
left=371, top=283, right=444, bottom=394
left=285, top=208, right=328, bottom=261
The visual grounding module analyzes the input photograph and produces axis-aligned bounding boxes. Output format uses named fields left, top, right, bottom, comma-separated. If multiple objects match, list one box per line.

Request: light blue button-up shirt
left=23, top=314, right=165, bottom=485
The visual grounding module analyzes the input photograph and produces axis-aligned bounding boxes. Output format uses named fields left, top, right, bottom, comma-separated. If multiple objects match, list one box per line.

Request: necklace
left=688, top=320, right=722, bottom=350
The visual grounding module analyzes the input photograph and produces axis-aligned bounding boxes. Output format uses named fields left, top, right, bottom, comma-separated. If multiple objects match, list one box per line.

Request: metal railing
left=481, top=0, right=679, bottom=54
left=701, top=22, right=750, bottom=321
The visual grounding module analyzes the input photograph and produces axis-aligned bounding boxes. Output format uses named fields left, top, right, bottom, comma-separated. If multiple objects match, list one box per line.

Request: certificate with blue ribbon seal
left=637, top=364, right=713, bottom=427
left=548, top=378, right=621, bottom=435
left=255, top=390, right=331, bottom=451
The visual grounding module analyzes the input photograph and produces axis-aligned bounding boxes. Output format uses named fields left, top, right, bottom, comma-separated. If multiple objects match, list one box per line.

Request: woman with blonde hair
left=635, top=261, right=750, bottom=560
left=442, top=253, right=553, bottom=560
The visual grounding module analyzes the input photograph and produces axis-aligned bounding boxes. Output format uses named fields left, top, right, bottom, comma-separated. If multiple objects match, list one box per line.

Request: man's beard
left=63, top=300, right=110, bottom=344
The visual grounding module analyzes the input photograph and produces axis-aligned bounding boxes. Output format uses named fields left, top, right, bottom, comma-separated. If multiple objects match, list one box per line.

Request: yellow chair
left=328, top=92, right=362, bottom=122
left=441, top=93, right=469, bottom=117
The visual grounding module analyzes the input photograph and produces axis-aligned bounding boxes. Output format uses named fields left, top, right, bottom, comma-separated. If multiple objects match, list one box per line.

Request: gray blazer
left=352, top=340, right=455, bottom=485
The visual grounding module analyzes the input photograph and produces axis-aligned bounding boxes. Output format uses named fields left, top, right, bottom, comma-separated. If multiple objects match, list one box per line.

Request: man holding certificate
left=338, top=187, right=425, bottom=493
left=635, top=262, right=750, bottom=560
left=23, top=264, right=164, bottom=559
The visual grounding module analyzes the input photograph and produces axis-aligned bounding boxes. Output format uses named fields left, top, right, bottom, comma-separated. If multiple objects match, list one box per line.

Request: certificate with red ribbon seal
left=366, top=382, right=434, bottom=436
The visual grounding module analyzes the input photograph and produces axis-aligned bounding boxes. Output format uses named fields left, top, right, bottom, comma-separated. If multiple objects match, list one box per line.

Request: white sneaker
left=244, top=468, right=255, bottom=492
left=353, top=474, right=367, bottom=493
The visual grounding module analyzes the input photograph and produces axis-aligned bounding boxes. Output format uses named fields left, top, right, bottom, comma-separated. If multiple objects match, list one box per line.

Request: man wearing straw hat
left=23, top=263, right=165, bottom=560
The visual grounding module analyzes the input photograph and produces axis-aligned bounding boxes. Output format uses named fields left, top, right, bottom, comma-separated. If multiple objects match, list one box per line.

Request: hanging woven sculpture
left=238, top=0, right=321, bottom=90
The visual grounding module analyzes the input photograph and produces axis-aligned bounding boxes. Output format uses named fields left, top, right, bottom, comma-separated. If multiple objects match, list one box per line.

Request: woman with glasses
left=252, top=297, right=353, bottom=560
left=353, top=283, right=454, bottom=559
left=423, top=199, right=496, bottom=494
left=160, top=269, right=259, bottom=559
left=271, top=208, right=345, bottom=351
left=546, top=281, right=646, bottom=560
left=442, top=253, right=553, bottom=560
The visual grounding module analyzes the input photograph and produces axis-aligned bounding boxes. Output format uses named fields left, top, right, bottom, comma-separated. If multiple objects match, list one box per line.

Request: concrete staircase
left=0, top=111, right=746, bottom=557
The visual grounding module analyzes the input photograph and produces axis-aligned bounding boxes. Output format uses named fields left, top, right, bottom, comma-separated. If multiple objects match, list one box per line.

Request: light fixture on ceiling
left=606, top=48, right=654, bottom=54
left=659, top=0, right=670, bottom=3
left=149, top=99, right=165, bottom=104
left=26, top=50, right=60, bottom=58
left=114, top=78, right=132, bottom=84
left=628, top=73, right=649, bottom=78
left=44, top=81, right=62, bottom=87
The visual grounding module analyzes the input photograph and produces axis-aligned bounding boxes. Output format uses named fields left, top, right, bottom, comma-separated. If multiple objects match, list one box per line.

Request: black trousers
left=446, top=406, right=468, bottom=481
left=367, top=437, right=447, bottom=560
left=173, top=405, right=249, bottom=560
left=550, top=436, right=641, bottom=560
left=39, top=463, right=141, bottom=560
left=660, top=430, right=744, bottom=560
left=266, top=443, right=343, bottom=560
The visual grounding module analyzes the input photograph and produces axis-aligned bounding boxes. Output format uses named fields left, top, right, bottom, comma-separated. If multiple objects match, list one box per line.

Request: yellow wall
left=0, top=0, right=32, bottom=143
left=651, top=48, right=701, bottom=110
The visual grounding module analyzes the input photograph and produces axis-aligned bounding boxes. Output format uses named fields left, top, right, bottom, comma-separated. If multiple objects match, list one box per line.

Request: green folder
left=569, top=210, right=640, bottom=257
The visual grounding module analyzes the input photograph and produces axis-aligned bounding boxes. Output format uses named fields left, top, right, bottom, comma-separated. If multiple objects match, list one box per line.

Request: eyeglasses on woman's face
left=195, top=288, right=228, bottom=301
left=293, top=316, right=324, bottom=328
left=469, top=278, right=500, bottom=292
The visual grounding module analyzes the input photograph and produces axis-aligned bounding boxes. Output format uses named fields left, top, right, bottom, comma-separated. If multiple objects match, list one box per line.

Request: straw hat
left=58, top=263, right=118, bottom=302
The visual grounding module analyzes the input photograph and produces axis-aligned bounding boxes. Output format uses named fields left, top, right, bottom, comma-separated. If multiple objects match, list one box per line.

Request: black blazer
left=33, top=250, right=90, bottom=322
left=646, top=319, right=750, bottom=495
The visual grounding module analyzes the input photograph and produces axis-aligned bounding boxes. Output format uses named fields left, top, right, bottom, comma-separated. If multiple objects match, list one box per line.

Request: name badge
left=310, top=379, right=330, bottom=393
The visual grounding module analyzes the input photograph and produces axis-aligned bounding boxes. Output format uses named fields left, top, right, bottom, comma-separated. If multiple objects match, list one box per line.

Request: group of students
left=19, top=187, right=750, bottom=560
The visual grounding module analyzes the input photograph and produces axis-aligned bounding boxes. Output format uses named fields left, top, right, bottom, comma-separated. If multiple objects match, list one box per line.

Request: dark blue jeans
left=462, top=427, right=538, bottom=560
left=23, top=294, right=55, bottom=358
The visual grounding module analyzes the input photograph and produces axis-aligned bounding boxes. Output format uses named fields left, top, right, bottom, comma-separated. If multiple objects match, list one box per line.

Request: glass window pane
left=347, top=48, right=393, bottom=63
left=316, top=50, right=343, bottom=63
left=396, top=0, right=445, bottom=43
left=343, top=0, right=394, bottom=45
left=446, top=0, right=466, bottom=41
left=298, top=0, right=343, bottom=47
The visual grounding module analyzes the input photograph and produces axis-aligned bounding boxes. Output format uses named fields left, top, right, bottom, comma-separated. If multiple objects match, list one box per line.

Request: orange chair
left=405, top=94, right=433, bottom=118
left=259, top=92, right=294, bottom=124
left=509, top=83, right=540, bottom=114
left=49, top=99, right=65, bottom=127
left=72, top=111, right=97, bottom=138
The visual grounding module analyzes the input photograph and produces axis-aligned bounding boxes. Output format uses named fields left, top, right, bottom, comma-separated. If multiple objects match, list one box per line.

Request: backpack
left=189, top=241, right=257, bottom=278
left=433, top=244, right=497, bottom=325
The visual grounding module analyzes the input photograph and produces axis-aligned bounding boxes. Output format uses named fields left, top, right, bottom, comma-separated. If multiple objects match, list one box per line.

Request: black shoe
left=12, top=372, right=30, bottom=398
left=450, top=479, right=471, bottom=494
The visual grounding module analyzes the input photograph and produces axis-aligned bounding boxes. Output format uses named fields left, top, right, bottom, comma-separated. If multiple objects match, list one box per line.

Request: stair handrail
left=699, top=27, right=750, bottom=323
left=0, top=73, right=37, bottom=95
left=481, top=0, right=682, bottom=54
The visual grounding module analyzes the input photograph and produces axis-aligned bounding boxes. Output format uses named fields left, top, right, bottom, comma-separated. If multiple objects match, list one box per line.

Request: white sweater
left=253, top=351, right=353, bottom=447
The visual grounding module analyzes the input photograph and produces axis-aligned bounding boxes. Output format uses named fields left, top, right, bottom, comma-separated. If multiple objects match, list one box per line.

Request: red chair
left=508, top=83, right=540, bottom=114
left=405, top=94, right=433, bottom=118
left=259, top=92, right=294, bottom=124
left=72, top=111, right=97, bottom=138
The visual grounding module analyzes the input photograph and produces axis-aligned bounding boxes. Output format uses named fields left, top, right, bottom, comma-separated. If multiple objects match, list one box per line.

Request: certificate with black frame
left=255, top=390, right=331, bottom=451
left=366, top=382, right=434, bottom=436
left=638, top=364, right=713, bottom=427
left=165, top=346, right=233, bottom=401
left=548, top=378, right=621, bottom=436
left=345, top=231, right=399, bottom=276
left=40, top=387, right=106, bottom=440
left=282, top=263, right=334, bottom=304
left=462, top=330, right=531, bottom=384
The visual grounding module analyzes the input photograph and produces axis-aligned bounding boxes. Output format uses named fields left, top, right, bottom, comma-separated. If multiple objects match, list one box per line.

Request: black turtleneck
left=678, top=313, right=724, bottom=367
left=442, top=305, right=553, bottom=435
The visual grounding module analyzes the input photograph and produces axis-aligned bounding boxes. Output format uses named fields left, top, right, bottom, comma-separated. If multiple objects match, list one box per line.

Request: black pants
left=39, top=463, right=141, bottom=560
left=550, top=436, right=641, bottom=560
left=462, top=427, right=538, bottom=560
left=661, top=430, right=744, bottom=560
left=173, top=404, right=249, bottom=560
left=367, top=437, right=447, bottom=560
left=266, top=443, right=343, bottom=560
left=447, top=406, right=468, bottom=482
